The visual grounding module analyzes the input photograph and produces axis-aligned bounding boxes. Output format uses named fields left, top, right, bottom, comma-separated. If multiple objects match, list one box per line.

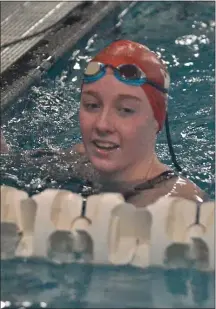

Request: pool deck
left=0, top=1, right=118, bottom=113
left=1, top=1, right=81, bottom=74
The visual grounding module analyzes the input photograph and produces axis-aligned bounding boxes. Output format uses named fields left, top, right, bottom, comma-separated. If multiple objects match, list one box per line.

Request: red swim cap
left=91, top=40, right=170, bottom=131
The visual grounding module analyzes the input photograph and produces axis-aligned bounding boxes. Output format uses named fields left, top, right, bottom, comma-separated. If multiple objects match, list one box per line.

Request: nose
left=95, top=109, right=114, bottom=135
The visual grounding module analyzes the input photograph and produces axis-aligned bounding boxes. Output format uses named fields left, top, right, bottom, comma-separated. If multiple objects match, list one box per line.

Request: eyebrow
left=82, top=91, right=142, bottom=104
left=82, top=90, right=101, bottom=101
left=115, top=94, right=142, bottom=104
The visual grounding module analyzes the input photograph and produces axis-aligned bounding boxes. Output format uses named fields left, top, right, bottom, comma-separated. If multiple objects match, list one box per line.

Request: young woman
left=1, top=40, right=208, bottom=205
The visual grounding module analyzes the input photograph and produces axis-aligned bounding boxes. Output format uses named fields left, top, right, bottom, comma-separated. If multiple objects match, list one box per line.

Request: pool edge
left=0, top=1, right=119, bottom=113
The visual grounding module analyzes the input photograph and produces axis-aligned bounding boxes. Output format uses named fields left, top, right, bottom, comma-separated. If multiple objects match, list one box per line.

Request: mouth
left=92, top=140, right=119, bottom=152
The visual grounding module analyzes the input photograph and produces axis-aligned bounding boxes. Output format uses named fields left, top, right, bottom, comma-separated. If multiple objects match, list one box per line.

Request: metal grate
left=1, top=1, right=81, bottom=74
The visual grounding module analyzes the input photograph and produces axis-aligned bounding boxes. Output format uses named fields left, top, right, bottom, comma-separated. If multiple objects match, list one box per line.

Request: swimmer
left=1, top=40, right=208, bottom=205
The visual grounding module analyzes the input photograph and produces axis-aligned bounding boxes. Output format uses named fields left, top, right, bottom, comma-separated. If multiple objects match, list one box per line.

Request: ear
left=153, top=118, right=159, bottom=134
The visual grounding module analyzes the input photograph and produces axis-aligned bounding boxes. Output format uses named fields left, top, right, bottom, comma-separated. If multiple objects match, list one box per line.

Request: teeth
left=96, top=142, right=115, bottom=147
left=94, top=141, right=118, bottom=149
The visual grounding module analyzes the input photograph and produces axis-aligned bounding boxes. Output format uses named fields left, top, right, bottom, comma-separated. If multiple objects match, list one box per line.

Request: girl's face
left=79, top=68, right=158, bottom=177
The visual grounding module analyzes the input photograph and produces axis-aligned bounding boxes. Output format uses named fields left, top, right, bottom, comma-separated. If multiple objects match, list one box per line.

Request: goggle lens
left=84, top=62, right=103, bottom=76
left=118, top=64, right=144, bottom=80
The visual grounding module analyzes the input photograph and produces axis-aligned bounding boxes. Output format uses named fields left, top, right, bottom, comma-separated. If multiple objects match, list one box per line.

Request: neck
left=99, top=152, right=169, bottom=186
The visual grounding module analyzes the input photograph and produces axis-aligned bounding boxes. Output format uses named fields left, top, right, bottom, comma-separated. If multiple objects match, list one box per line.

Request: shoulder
left=126, top=174, right=209, bottom=208
left=165, top=175, right=209, bottom=203
left=1, top=131, right=10, bottom=153
left=72, top=143, right=86, bottom=155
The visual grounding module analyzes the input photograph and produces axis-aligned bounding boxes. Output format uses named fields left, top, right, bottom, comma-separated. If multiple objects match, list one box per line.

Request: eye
left=82, top=102, right=100, bottom=111
left=123, top=108, right=135, bottom=113
left=118, top=107, right=135, bottom=115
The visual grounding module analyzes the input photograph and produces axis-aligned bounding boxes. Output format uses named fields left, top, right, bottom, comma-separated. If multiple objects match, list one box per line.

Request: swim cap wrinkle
left=91, top=40, right=170, bottom=131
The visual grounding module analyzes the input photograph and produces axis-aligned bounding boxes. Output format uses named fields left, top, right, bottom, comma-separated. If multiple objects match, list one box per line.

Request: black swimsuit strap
left=123, top=170, right=178, bottom=199
left=80, top=170, right=178, bottom=198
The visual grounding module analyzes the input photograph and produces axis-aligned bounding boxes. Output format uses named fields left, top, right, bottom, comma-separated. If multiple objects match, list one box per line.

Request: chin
left=90, top=156, right=120, bottom=175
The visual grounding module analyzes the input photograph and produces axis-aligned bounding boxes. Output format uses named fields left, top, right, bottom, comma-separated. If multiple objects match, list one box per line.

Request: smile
left=92, top=140, right=119, bottom=151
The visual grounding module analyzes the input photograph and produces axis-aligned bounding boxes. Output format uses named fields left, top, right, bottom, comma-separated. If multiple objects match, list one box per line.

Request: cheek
left=121, top=122, right=144, bottom=147
left=121, top=116, right=153, bottom=148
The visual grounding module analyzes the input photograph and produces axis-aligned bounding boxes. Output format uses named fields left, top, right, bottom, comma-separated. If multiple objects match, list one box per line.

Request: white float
left=0, top=185, right=214, bottom=270
left=1, top=185, right=36, bottom=258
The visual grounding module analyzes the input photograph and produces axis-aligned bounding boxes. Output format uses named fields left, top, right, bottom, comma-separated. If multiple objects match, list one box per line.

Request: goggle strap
left=145, top=79, right=168, bottom=94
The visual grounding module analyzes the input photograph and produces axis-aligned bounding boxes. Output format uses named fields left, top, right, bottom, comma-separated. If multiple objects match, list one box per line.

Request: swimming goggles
left=83, top=61, right=168, bottom=94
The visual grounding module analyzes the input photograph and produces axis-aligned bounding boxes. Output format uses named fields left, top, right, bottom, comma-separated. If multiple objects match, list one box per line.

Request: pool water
left=2, top=1, right=215, bottom=198
left=1, top=2, right=215, bottom=308
left=1, top=260, right=215, bottom=308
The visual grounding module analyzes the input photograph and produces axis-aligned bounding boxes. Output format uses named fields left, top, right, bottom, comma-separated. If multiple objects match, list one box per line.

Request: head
left=79, top=40, right=170, bottom=180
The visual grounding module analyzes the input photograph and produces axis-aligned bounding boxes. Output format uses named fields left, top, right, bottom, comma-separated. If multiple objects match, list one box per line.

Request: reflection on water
left=1, top=259, right=215, bottom=308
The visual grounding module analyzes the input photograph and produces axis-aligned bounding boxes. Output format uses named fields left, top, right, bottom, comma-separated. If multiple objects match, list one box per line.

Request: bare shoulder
left=165, top=175, right=209, bottom=203
left=72, top=143, right=86, bottom=155
left=127, top=175, right=209, bottom=208
left=1, top=131, right=10, bottom=153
